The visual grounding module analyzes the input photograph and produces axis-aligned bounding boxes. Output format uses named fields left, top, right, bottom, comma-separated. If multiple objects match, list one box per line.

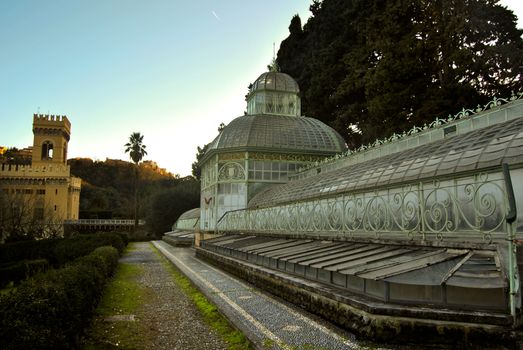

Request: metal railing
left=64, top=219, right=145, bottom=226
left=217, top=168, right=515, bottom=244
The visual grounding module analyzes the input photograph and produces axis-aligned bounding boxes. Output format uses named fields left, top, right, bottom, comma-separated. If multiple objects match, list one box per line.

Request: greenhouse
left=198, top=71, right=346, bottom=231
left=172, top=68, right=523, bottom=341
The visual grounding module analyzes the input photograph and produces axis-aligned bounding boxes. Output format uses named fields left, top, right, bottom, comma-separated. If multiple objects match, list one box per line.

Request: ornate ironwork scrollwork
left=217, top=172, right=507, bottom=243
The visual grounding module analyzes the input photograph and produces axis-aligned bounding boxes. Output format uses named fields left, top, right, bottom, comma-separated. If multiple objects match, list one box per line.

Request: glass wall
left=247, top=92, right=300, bottom=117
left=201, top=152, right=319, bottom=231
left=248, top=160, right=300, bottom=182
left=217, top=183, right=247, bottom=220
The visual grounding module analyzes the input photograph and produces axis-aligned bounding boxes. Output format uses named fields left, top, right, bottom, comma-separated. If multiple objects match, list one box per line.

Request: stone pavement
left=153, top=240, right=389, bottom=350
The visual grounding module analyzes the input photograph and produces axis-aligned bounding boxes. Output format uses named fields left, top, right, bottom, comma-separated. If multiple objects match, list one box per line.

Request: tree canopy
left=146, top=178, right=200, bottom=236
left=69, top=157, right=197, bottom=237
left=277, top=0, right=523, bottom=148
left=69, top=158, right=182, bottom=220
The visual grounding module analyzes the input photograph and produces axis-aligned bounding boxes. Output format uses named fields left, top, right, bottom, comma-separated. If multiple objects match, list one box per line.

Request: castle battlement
left=0, top=163, right=70, bottom=177
left=33, top=113, right=71, bottom=133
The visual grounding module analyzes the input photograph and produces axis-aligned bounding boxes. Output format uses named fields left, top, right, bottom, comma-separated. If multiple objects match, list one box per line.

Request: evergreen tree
left=277, top=0, right=523, bottom=147
left=191, top=143, right=209, bottom=180
left=146, top=178, right=200, bottom=236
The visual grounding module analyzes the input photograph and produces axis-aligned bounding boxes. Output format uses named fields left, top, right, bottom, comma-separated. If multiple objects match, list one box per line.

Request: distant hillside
left=68, top=158, right=193, bottom=223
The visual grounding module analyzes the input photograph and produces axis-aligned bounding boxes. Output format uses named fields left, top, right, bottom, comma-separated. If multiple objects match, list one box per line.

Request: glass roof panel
left=251, top=72, right=299, bottom=93
left=178, top=208, right=201, bottom=220
left=248, top=117, right=523, bottom=208
left=207, top=114, right=347, bottom=155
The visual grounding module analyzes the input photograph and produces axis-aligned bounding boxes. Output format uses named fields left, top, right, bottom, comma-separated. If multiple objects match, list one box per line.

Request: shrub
left=0, top=232, right=125, bottom=267
left=0, top=259, right=49, bottom=288
left=52, top=233, right=124, bottom=265
left=0, top=239, right=58, bottom=264
left=0, top=246, right=120, bottom=350
left=112, top=231, right=129, bottom=246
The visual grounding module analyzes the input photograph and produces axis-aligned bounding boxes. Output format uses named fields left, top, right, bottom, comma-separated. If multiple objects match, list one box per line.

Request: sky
left=1, top=0, right=522, bottom=177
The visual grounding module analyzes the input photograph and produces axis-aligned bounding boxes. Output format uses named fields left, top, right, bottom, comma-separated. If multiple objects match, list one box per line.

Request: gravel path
left=115, top=242, right=228, bottom=350
left=154, top=241, right=364, bottom=350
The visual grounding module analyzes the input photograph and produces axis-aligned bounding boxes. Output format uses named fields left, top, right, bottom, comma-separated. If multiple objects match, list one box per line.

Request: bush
left=0, top=239, right=58, bottom=264
left=52, top=233, right=125, bottom=265
left=0, top=246, right=120, bottom=350
left=0, top=259, right=49, bottom=288
left=0, top=232, right=125, bottom=266
left=113, top=231, right=129, bottom=246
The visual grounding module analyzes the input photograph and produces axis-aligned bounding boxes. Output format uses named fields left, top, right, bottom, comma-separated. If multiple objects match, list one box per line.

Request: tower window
left=41, top=141, right=54, bottom=160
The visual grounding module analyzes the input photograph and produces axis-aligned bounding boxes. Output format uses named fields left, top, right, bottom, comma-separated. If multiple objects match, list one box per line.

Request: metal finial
left=269, top=42, right=279, bottom=72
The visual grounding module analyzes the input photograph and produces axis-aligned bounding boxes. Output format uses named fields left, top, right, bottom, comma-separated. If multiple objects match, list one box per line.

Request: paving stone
left=153, top=241, right=387, bottom=350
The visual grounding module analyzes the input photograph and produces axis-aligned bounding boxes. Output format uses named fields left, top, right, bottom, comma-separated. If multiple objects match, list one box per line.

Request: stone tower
left=32, top=114, right=71, bottom=166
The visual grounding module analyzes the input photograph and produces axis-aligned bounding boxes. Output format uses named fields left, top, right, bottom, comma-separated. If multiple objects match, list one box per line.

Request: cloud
left=211, top=10, right=221, bottom=21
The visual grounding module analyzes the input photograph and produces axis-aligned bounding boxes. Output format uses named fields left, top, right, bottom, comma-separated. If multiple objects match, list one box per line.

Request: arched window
left=41, top=141, right=53, bottom=160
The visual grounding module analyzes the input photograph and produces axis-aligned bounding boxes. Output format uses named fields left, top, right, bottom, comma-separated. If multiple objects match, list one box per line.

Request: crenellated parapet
left=33, top=113, right=71, bottom=141
left=0, top=163, right=71, bottom=178
left=33, top=113, right=71, bottom=127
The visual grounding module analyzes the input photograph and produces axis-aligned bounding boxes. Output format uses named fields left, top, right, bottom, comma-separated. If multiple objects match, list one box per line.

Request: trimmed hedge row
left=0, top=246, right=120, bottom=350
left=0, top=232, right=125, bottom=266
left=52, top=233, right=125, bottom=266
left=0, top=259, right=49, bottom=288
left=0, top=238, right=58, bottom=264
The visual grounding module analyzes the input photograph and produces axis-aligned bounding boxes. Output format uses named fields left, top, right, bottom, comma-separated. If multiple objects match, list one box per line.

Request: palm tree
left=124, top=132, right=147, bottom=229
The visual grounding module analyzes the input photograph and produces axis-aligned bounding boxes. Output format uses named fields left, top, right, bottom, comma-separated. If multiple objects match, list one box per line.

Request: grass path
left=82, top=245, right=150, bottom=349
left=82, top=242, right=252, bottom=350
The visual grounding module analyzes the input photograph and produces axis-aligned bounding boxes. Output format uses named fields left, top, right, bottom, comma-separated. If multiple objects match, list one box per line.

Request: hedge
left=0, top=259, right=49, bottom=288
left=0, top=246, right=120, bottom=350
left=0, top=232, right=125, bottom=266
left=0, top=238, right=58, bottom=265
left=52, top=233, right=125, bottom=266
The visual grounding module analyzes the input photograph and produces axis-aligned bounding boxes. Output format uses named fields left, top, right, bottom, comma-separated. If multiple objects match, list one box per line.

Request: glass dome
left=250, top=72, right=299, bottom=93
left=177, top=208, right=200, bottom=220
left=246, top=72, right=301, bottom=116
left=205, top=114, right=347, bottom=156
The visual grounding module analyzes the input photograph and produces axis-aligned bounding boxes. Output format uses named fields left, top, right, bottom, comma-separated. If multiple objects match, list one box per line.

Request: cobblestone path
left=153, top=241, right=372, bottom=350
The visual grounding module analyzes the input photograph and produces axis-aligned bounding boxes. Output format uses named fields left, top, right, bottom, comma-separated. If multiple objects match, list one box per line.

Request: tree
left=277, top=0, right=523, bottom=148
left=0, top=147, right=31, bottom=165
left=69, top=157, right=182, bottom=221
left=191, top=143, right=209, bottom=180
left=191, top=123, right=225, bottom=180
left=0, top=191, right=62, bottom=242
left=288, top=14, right=302, bottom=35
left=124, top=132, right=147, bottom=229
left=146, top=177, right=200, bottom=237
